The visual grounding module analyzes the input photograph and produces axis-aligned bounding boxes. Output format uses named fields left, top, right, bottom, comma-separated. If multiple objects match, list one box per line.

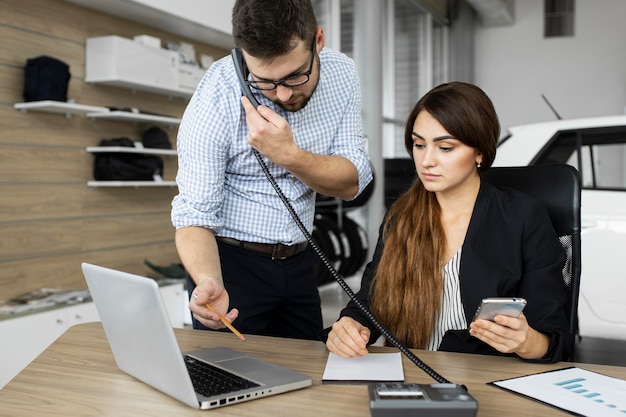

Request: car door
left=532, top=126, right=626, bottom=340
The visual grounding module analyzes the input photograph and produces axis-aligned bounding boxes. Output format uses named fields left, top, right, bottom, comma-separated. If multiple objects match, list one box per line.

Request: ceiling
left=466, top=0, right=515, bottom=26
left=63, top=0, right=235, bottom=50
left=64, top=0, right=514, bottom=52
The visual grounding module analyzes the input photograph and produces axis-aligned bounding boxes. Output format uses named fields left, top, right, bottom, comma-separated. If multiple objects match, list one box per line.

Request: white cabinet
left=86, top=36, right=181, bottom=91
left=0, top=302, right=99, bottom=390
left=85, top=36, right=196, bottom=98
left=159, top=282, right=186, bottom=329
left=0, top=282, right=185, bottom=389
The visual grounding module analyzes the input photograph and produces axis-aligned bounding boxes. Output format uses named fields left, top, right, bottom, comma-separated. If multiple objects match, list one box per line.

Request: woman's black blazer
left=328, top=181, right=570, bottom=363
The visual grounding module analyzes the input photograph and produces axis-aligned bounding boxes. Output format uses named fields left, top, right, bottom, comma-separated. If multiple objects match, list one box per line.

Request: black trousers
left=186, top=241, right=323, bottom=340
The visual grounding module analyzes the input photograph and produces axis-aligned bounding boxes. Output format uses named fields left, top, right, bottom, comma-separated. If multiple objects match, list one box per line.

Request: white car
left=494, top=115, right=626, bottom=341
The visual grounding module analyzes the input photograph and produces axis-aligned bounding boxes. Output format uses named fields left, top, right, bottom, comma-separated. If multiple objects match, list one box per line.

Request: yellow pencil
left=204, top=302, right=246, bottom=342
left=193, top=292, right=245, bottom=341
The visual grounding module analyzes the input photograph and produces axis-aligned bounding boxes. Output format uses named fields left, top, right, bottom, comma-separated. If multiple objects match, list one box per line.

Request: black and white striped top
left=427, top=248, right=468, bottom=351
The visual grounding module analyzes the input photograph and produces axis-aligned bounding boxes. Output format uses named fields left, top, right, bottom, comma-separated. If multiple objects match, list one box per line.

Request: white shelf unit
left=14, top=101, right=182, bottom=127
left=87, top=176, right=177, bottom=188
left=86, top=110, right=181, bottom=127
left=86, top=141, right=177, bottom=188
left=15, top=96, right=182, bottom=187
left=88, top=78, right=194, bottom=99
left=13, top=100, right=109, bottom=118
left=86, top=141, right=177, bottom=156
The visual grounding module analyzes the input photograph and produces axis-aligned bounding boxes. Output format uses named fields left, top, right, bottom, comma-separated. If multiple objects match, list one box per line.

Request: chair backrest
left=482, top=164, right=582, bottom=360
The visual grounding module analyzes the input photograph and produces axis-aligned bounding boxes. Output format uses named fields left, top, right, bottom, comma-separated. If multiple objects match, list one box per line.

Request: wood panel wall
left=0, top=0, right=229, bottom=301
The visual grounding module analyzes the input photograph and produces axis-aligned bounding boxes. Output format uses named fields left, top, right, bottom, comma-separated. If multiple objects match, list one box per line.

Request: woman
left=324, top=82, right=571, bottom=363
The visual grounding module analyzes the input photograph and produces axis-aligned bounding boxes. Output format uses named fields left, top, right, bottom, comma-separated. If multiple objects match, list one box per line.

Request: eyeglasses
left=245, top=38, right=316, bottom=91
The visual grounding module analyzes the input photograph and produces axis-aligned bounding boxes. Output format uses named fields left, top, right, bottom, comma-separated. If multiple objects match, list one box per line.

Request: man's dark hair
left=232, top=0, right=318, bottom=59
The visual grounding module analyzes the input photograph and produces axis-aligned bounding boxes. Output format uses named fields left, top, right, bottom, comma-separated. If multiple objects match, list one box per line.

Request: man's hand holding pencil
left=190, top=279, right=244, bottom=341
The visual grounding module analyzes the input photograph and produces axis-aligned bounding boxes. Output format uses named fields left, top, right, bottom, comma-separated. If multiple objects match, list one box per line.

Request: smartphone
left=230, top=48, right=260, bottom=108
left=471, top=297, right=527, bottom=322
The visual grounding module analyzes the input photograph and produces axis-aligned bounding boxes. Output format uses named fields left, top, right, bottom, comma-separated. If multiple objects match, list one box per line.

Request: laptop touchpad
left=219, top=357, right=272, bottom=373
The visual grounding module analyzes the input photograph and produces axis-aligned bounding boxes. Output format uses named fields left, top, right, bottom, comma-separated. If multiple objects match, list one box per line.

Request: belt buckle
left=271, top=244, right=288, bottom=260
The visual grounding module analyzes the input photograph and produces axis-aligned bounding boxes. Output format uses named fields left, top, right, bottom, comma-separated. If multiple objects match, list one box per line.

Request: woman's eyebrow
left=412, top=132, right=457, bottom=141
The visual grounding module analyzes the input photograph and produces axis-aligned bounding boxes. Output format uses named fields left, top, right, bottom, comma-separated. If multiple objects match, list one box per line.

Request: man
left=171, top=0, right=372, bottom=340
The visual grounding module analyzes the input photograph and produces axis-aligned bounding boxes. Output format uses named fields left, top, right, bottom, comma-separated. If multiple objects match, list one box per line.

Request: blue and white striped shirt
left=171, top=48, right=372, bottom=245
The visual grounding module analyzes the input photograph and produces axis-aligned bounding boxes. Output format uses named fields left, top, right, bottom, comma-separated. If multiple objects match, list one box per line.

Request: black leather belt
left=216, top=237, right=308, bottom=260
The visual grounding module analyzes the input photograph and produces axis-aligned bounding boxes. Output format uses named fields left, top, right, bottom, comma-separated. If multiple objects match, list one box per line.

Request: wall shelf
left=87, top=174, right=177, bottom=188
left=87, top=78, right=194, bottom=99
left=15, top=100, right=181, bottom=126
left=86, top=110, right=181, bottom=127
left=86, top=141, right=177, bottom=156
left=13, top=101, right=109, bottom=118
left=16, top=98, right=180, bottom=188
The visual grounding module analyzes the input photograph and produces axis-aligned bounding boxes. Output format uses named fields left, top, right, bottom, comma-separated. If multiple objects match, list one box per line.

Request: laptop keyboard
left=184, top=356, right=260, bottom=397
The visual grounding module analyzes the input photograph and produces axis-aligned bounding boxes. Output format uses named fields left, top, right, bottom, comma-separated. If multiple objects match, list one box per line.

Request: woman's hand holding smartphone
left=471, top=297, right=527, bottom=322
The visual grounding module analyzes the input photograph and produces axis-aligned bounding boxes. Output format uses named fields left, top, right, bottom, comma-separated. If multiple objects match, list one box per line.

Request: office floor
left=318, top=277, right=626, bottom=367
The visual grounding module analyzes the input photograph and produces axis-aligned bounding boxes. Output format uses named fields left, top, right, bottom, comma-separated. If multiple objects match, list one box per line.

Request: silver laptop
left=81, top=262, right=312, bottom=409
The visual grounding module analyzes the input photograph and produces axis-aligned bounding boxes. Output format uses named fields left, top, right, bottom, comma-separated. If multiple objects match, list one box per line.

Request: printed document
left=491, top=366, right=626, bottom=416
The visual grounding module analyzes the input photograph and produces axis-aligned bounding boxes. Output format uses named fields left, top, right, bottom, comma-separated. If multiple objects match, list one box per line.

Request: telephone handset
left=231, top=48, right=260, bottom=108
left=229, top=48, right=456, bottom=388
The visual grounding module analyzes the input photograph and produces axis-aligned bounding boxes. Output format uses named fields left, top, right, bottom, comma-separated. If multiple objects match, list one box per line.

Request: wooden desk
left=1, top=322, right=625, bottom=416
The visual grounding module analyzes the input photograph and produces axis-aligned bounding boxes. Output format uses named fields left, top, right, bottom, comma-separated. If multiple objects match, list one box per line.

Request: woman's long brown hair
left=370, top=82, right=500, bottom=349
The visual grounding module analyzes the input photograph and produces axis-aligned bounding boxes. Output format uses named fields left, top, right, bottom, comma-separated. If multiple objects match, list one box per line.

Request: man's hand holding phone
left=241, top=97, right=300, bottom=164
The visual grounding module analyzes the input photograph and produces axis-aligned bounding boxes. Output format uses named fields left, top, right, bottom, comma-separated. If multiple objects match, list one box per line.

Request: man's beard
left=273, top=93, right=312, bottom=112
left=272, top=75, right=319, bottom=112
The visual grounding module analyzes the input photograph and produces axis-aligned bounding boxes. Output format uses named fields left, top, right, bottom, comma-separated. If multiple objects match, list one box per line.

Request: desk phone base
left=368, top=382, right=478, bottom=417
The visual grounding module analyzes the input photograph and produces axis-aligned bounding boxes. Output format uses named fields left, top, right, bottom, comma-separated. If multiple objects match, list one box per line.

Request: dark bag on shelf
left=93, top=137, right=164, bottom=181
left=142, top=126, right=172, bottom=149
left=23, top=56, right=71, bottom=102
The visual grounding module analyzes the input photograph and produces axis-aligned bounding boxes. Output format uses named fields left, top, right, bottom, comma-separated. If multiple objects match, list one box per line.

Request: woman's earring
left=476, top=162, right=482, bottom=168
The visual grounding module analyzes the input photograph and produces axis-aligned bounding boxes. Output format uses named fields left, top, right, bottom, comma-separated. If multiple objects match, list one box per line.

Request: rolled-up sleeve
left=171, top=64, right=236, bottom=232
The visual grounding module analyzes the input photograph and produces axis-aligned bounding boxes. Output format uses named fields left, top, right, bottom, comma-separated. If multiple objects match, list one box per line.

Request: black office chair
left=482, top=164, right=582, bottom=361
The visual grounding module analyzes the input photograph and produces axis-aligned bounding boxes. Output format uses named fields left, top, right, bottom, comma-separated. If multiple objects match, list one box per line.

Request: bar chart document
left=490, top=366, right=626, bottom=416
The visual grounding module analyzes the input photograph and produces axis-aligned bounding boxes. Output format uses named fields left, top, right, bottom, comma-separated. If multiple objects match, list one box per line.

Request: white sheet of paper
left=322, top=352, right=404, bottom=382
left=492, top=367, right=626, bottom=416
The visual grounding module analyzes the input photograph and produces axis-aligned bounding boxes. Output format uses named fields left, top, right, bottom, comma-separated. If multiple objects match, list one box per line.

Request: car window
left=532, top=126, right=626, bottom=191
